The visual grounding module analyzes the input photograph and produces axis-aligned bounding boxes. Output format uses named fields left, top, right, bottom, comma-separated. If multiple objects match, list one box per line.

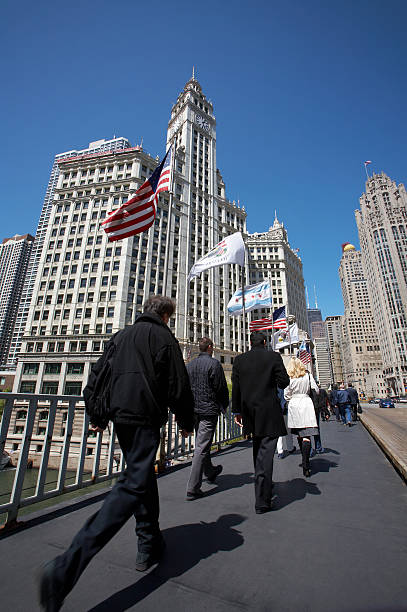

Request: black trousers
left=52, top=424, right=160, bottom=598
left=252, top=436, right=278, bottom=510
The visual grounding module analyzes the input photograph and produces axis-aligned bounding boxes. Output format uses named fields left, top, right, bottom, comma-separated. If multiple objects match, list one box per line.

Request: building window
left=64, top=382, right=82, bottom=395
left=44, top=363, right=61, bottom=374
left=23, top=363, right=39, bottom=375
left=67, top=363, right=84, bottom=375
left=19, top=381, right=36, bottom=393
left=41, top=382, right=58, bottom=394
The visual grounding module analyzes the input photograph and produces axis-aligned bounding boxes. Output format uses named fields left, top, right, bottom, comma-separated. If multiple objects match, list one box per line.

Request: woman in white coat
left=284, top=357, right=319, bottom=477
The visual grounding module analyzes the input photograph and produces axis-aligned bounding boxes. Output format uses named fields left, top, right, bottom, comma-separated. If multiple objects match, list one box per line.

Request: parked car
left=398, top=397, right=407, bottom=404
left=379, top=398, right=395, bottom=408
left=368, top=398, right=381, bottom=404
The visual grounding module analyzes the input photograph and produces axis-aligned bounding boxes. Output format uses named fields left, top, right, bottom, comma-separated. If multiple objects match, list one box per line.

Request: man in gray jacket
left=186, top=337, right=230, bottom=500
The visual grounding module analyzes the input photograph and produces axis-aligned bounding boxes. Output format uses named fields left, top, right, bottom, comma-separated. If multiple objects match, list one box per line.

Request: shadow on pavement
left=273, top=478, right=321, bottom=510
left=322, top=447, right=340, bottom=455
left=201, top=472, right=254, bottom=497
left=310, top=458, right=339, bottom=475
left=88, top=513, right=246, bottom=612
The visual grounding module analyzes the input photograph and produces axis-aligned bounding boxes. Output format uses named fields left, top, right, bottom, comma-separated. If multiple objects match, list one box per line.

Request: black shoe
left=186, top=489, right=204, bottom=501
left=288, top=447, right=296, bottom=454
left=255, top=503, right=273, bottom=514
left=135, top=538, right=166, bottom=572
left=38, top=559, right=65, bottom=612
left=207, top=465, right=223, bottom=483
left=303, top=468, right=311, bottom=478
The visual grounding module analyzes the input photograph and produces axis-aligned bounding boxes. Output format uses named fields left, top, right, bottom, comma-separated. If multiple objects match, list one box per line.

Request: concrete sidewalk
left=360, top=402, right=407, bottom=480
left=1, top=418, right=406, bottom=612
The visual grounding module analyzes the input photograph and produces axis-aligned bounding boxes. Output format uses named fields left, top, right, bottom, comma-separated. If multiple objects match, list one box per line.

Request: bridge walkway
left=1, top=417, right=406, bottom=611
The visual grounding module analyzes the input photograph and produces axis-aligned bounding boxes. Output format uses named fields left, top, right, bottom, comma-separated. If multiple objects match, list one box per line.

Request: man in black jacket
left=186, top=337, right=229, bottom=500
left=347, top=383, right=359, bottom=421
left=39, top=296, right=194, bottom=612
left=232, top=332, right=290, bottom=514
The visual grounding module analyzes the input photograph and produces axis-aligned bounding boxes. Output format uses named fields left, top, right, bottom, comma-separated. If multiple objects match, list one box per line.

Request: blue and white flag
left=227, top=280, right=272, bottom=316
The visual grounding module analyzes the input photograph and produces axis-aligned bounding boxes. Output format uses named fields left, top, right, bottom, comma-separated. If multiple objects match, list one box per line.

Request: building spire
left=192, top=65, right=195, bottom=80
left=314, top=284, right=318, bottom=309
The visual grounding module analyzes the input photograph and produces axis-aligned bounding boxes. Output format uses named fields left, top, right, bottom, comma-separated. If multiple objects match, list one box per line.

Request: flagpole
left=163, top=141, right=176, bottom=297
left=241, top=262, right=246, bottom=353
left=286, top=302, right=292, bottom=356
left=268, top=273, right=274, bottom=351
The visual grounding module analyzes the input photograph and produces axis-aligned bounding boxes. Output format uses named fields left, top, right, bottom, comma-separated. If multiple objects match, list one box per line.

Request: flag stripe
left=101, top=147, right=172, bottom=242
left=103, top=205, right=156, bottom=233
left=103, top=201, right=155, bottom=230
left=249, top=317, right=288, bottom=331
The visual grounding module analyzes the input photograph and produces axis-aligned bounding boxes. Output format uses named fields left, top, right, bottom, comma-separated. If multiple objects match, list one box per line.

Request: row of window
left=26, top=338, right=107, bottom=352
left=19, top=381, right=83, bottom=395
left=23, top=362, right=84, bottom=375
left=34, top=306, right=115, bottom=321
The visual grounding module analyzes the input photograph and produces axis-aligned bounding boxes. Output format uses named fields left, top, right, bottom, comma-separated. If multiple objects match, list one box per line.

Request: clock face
left=195, top=114, right=210, bottom=132
left=171, top=118, right=181, bottom=136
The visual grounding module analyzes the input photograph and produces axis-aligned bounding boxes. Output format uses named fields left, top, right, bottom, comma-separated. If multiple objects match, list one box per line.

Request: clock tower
left=164, top=73, right=247, bottom=361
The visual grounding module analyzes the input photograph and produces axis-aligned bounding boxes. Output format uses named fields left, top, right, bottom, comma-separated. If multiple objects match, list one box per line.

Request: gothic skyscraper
left=356, top=172, right=407, bottom=394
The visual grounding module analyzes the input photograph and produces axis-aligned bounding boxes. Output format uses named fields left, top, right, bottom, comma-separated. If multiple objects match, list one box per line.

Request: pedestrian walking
left=337, top=383, right=352, bottom=426
left=186, top=337, right=229, bottom=500
left=284, top=357, right=319, bottom=478
left=38, top=296, right=194, bottom=612
left=330, top=384, right=340, bottom=421
left=277, top=388, right=296, bottom=458
left=232, top=331, right=289, bottom=514
left=311, top=387, right=329, bottom=456
left=320, top=388, right=331, bottom=422
left=347, top=383, right=359, bottom=422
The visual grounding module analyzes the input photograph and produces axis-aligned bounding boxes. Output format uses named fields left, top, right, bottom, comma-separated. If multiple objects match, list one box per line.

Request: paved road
left=1, top=418, right=406, bottom=612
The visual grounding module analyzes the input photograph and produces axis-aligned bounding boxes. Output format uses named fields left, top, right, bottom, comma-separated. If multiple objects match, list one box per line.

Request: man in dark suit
left=232, top=331, right=290, bottom=514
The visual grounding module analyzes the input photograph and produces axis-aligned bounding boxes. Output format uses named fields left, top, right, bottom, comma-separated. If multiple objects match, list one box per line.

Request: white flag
left=273, top=323, right=299, bottom=349
left=187, top=232, right=246, bottom=282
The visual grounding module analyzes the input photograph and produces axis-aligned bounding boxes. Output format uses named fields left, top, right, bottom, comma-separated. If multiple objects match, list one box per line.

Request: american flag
left=364, top=160, right=372, bottom=166
left=249, top=306, right=287, bottom=332
left=298, top=340, right=311, bottom=365
left=102, top=147, right=172, bottom=242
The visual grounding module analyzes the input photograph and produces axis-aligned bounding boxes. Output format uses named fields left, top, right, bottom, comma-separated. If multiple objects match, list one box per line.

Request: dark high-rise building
left=0, top=234, right=34, bottom=367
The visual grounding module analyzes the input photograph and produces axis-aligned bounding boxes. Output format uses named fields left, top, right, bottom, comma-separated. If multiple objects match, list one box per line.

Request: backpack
left=83, top=336, right=117, bottom=428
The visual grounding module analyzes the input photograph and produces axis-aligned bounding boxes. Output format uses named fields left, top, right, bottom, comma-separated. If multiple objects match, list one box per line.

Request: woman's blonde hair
left=286, top=357, right=307, bottom=378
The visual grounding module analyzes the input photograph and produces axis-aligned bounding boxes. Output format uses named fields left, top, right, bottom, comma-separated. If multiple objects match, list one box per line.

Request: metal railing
left=0, top=392, right=241, bottom=527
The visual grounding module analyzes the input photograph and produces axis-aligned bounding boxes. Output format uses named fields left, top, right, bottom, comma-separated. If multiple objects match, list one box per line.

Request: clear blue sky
left=2, top=0, right=406, bottom=318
